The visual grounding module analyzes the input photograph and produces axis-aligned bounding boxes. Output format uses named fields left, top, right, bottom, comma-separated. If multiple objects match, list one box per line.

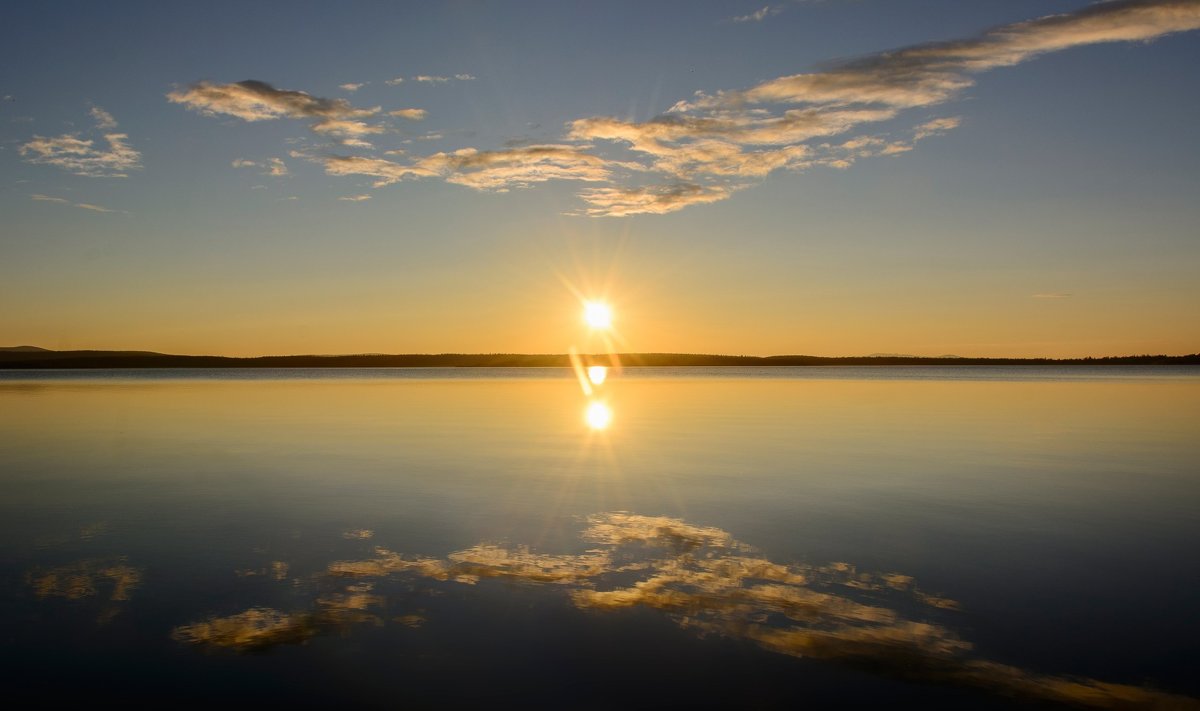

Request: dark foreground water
left=2, top=367, right=1198, bottom=708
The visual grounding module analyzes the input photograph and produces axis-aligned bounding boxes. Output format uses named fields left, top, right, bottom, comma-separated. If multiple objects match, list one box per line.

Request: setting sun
left=583, top=301, right=613, bottom=330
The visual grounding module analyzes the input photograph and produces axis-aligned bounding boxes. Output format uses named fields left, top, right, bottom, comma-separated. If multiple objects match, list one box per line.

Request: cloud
left=385, top=77, right=404, bottom=86
left=166, top=3, right=1200, bottom=216
left=88, top=106, right=118, bottom=130
left=565, top=0, right=1200, bottom=214
left=74, top=202, right=114, bottom=213
left=312, top=154, right=438, bottom=187
left=30, top=193, right=118, bottom=213
left=232, top=156, right=289, bottom=176
left=913, top=116, right=961, bottom=141
left=338, top=194, right=372, bottom=201
left=388, top=108, right=427, bottom=120
left=309, top=144, right=626, bottom=191
left=413, top=74, right=475, bottom=83
left=311, top=118, right=386, bottom=137
left=19, top=106, right=141, bottom=177
left=578, top=182, right=737, bottom=216
left=167, top=80, right=382, bottom=130
left=339, top=82, right=366, bottom=92
left=732, top=5, right=783, bottom=23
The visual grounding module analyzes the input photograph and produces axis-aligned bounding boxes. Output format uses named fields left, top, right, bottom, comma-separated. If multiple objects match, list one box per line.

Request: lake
left=2, top=367, right=1198, bottom=708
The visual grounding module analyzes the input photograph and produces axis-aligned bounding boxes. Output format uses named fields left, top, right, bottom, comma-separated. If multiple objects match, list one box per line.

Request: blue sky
left=2, top=1, right=1198, bottom=356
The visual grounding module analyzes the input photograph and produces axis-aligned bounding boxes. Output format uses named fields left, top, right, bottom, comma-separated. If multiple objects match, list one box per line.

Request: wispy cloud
left=88, top=106, right=118, bottom=130
left=338, top=194, right=372, bottom=202
left=307, top=144, right=626, bottom=191
left=168, top=2, right=1200, bottom=217
left=412, top=74, right=475, bottom=84
left=567, top=0, right=1200, bottom=214
left=231, top=157, right=289, bottom=176
left=31, top=193, right=117, bottom=213
left=385, top=77, right=404, bottom=86
left=339, top=82, right=366, bottom=92
left=19, top=106, right=141, bottom=178
left=74, top=202, right=114, bottom=213
left=388, top=108, right=427, bottom=120
left=731, top=5, right=783, bottom=23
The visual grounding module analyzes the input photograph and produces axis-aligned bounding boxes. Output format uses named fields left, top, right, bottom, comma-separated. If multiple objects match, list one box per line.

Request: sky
left=2, top=0, right=1198, bottom=358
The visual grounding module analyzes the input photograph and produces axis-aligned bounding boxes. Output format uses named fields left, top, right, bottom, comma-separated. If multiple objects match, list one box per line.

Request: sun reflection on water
left=587, top=365, right=607, bottom=386
left=585, top=401, right=612, bottom=430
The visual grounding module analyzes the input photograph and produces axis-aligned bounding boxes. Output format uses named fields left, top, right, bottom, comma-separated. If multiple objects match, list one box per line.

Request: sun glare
left=587, top=365, right=608, bottom=385
left=585, top=401, right=612, bottom=430
left=583, top=301, right=613, bottom=330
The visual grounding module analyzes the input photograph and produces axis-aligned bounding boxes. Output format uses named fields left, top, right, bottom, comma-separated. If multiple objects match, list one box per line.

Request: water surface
left=2, top=367, right=1198, bottom=707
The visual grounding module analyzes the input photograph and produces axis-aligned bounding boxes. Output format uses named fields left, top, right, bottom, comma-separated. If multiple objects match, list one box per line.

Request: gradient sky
left=3, top=0, right=1198, bottom=357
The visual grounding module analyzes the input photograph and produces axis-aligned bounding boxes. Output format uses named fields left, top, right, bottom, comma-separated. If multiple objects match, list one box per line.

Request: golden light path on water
left=584, top=400, right=612, bottom=430
left=587, top=365, right=607, bottom=386
left=572, top=299, right=619, bottom=432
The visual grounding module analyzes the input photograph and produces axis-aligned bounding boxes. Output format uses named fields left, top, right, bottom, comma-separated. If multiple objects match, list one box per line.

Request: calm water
left=2, top=367, right=1198, bottom=708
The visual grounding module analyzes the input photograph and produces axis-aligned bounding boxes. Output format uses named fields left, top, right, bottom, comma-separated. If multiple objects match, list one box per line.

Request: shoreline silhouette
left=2, top=347, right=1197, bottom=369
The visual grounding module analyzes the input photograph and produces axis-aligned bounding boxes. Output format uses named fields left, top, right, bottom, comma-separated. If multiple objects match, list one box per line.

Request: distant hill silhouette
left=2, top=348, right=1197, bottom=368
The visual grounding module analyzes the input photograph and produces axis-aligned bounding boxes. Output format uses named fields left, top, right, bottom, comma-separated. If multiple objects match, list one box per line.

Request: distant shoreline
left=2, top=349, right=1197, bottom=369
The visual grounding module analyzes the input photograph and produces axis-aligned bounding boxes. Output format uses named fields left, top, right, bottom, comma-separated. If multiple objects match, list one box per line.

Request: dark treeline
left=1, top=349, right=1198, bottom=368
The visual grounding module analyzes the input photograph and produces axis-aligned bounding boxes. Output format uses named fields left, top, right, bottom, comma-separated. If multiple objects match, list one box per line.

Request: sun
left=583, top=301, right=613, bottom=330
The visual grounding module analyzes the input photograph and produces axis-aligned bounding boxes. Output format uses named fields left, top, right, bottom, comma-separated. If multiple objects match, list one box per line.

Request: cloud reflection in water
left=169, top=512, right=1197, bottom=708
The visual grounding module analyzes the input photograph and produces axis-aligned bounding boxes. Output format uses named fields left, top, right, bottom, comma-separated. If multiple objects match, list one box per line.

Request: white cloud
left=338, top=194, right=372, bottom=201
left=732, top=5, right=782, bottom=23
left=89, top=106, right=118, bottom=130
left=30, top=193, right=69, bottom=204
left=231, top=158, right=256, bottom=168
left=339, top=82, right=366, bottom=92
left=19, top=107, right=141, bottom=178
left=385, top=77, right=404, bottom=86
left=388, top=108, right=427, bottom=120
left=413, top=74, right=475, bottom=84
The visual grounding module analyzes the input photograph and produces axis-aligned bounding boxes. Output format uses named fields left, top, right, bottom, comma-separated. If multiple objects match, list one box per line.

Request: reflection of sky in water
left=165, top=512, right=1195, bottom=709
left=3, top=370, right=1199, bottom=705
